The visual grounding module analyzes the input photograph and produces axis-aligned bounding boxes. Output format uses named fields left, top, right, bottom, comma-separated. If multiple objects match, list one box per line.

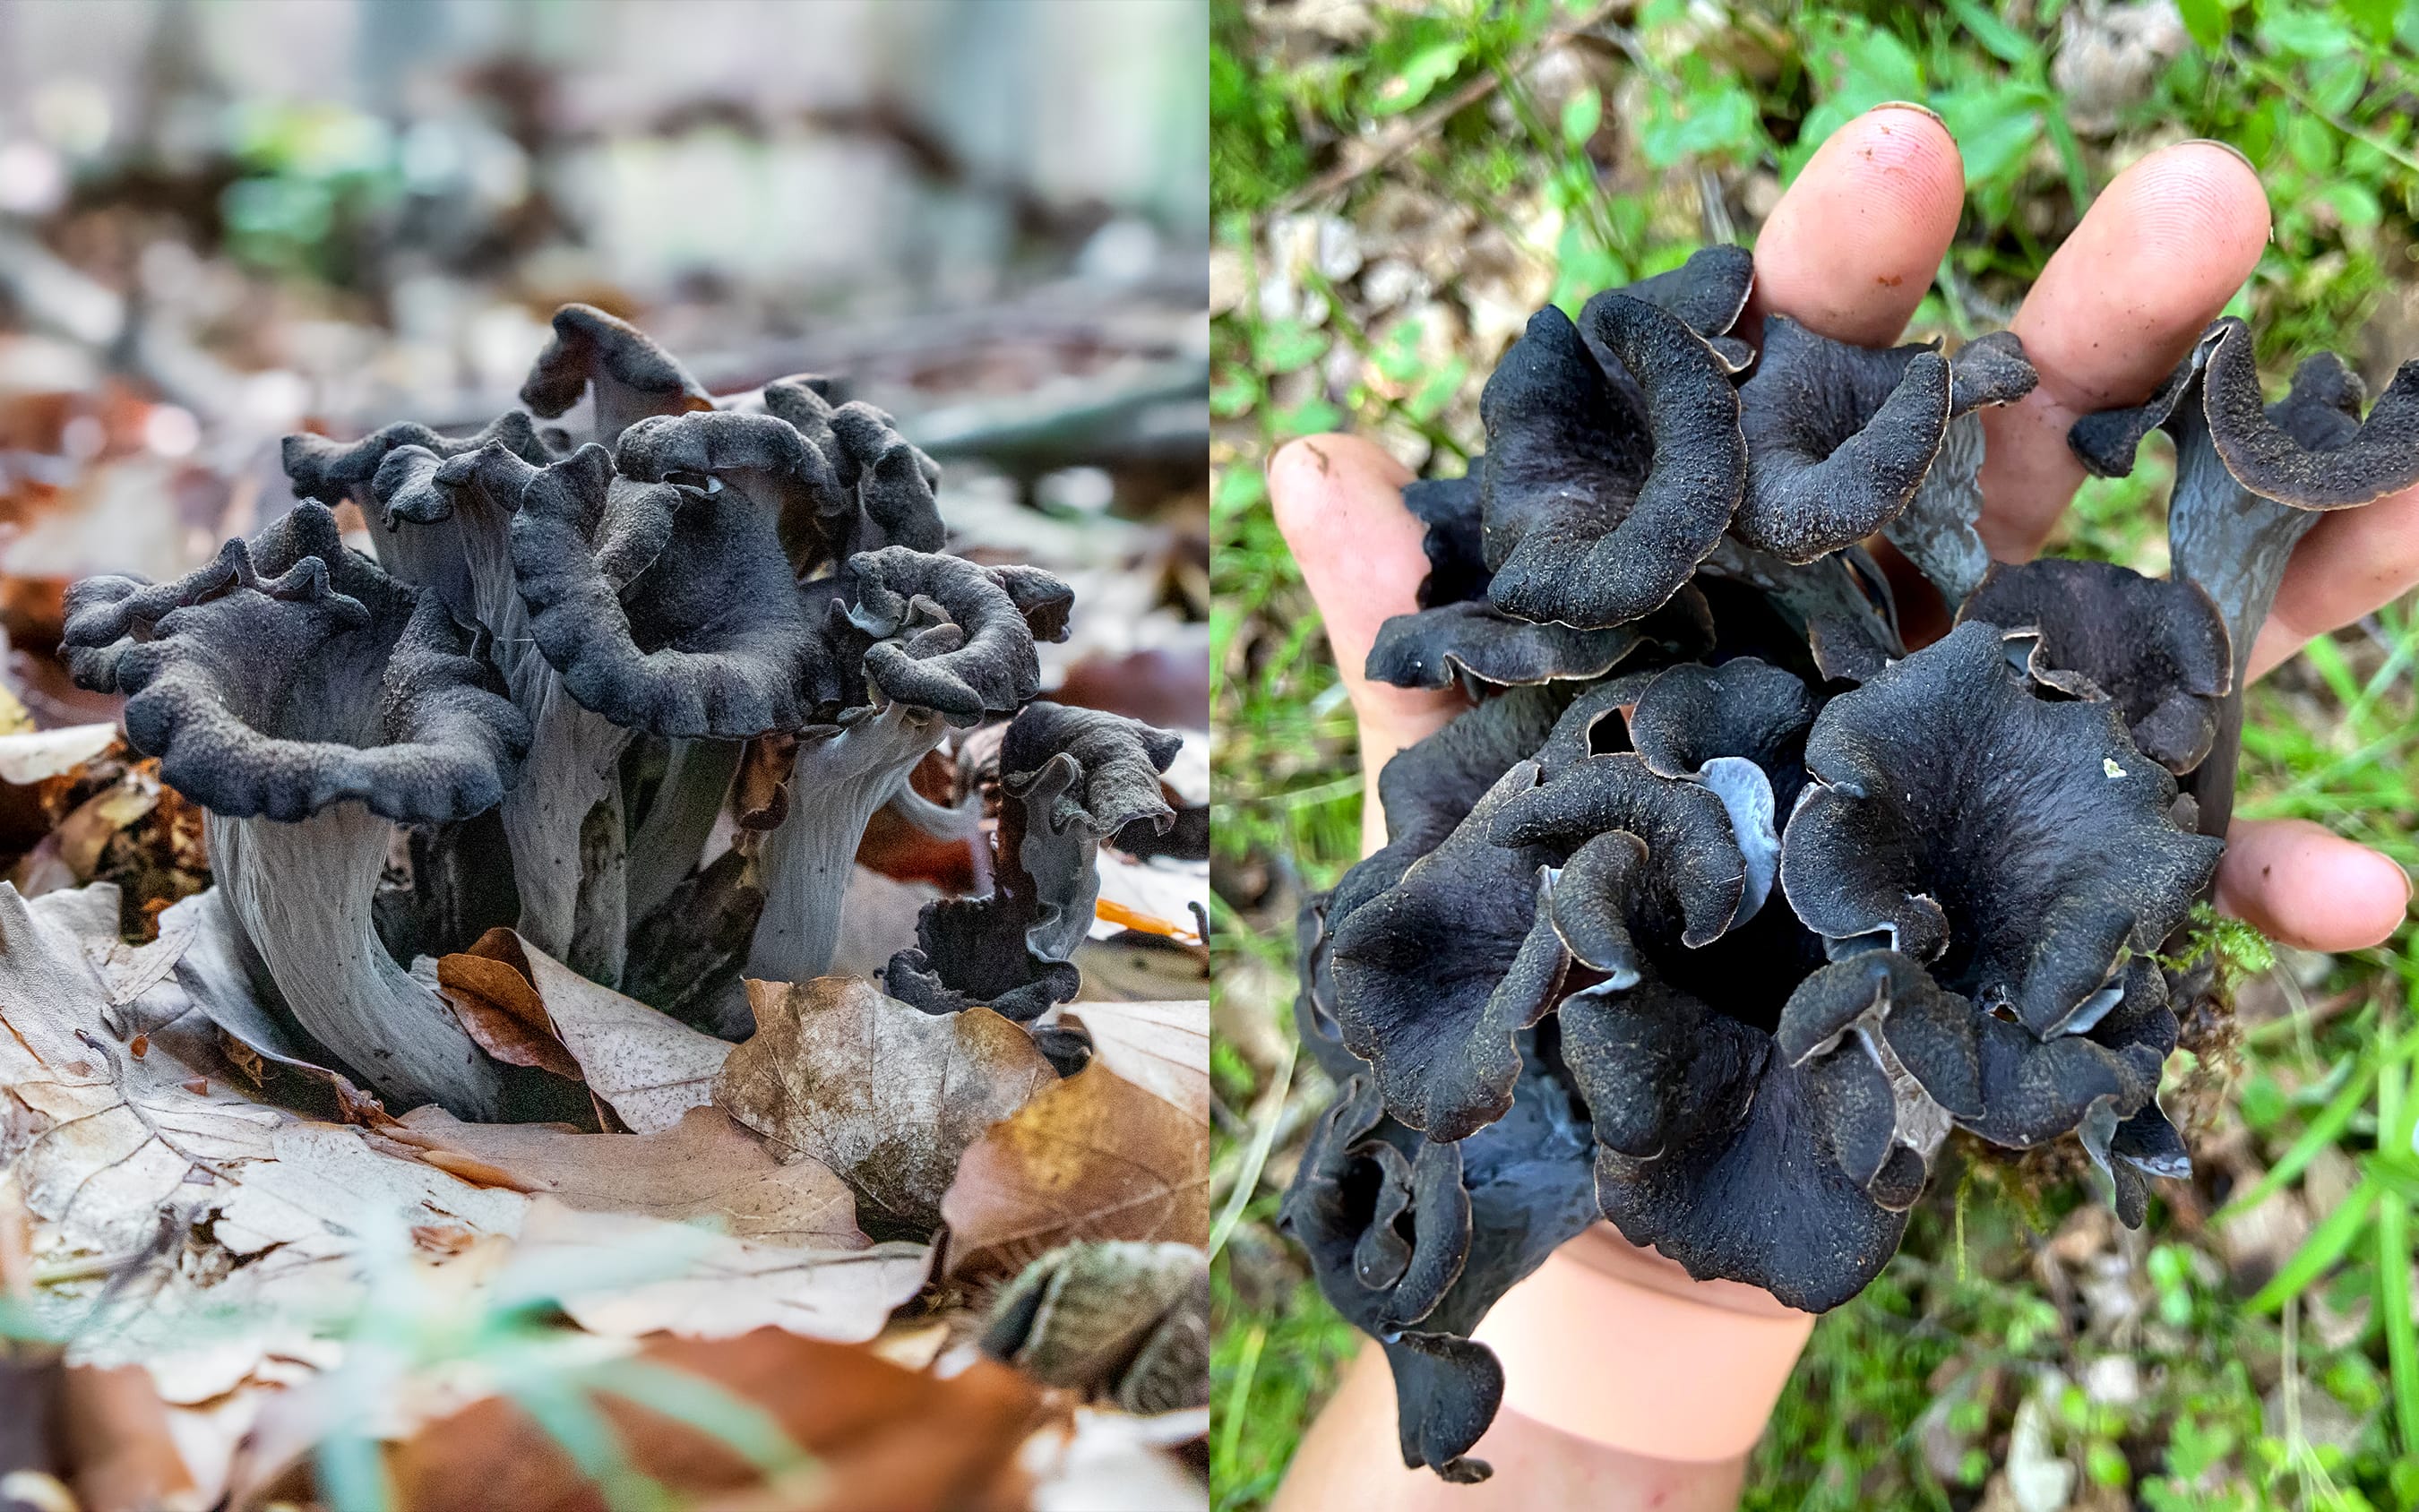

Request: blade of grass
left=2247, top=1179, right=2380, bottom=1314
left=2378, top=1018, right=2418, bottom=1456
left=1211, top=1032, right=1300, bottom=1259
left=582, top=1358, right=809, bottom=1478
left=1218, top=1322, right=1268, bottom=1474
left=2213, top=1058, right=2378, bottom=1223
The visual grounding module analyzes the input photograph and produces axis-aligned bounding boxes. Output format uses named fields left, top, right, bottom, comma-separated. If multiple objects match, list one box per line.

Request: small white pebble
left=2104, top=759, right=2124, bottom=778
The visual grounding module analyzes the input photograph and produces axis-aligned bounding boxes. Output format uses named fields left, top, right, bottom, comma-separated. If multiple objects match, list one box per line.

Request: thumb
left=1269, top=434, right=1469, bottom=855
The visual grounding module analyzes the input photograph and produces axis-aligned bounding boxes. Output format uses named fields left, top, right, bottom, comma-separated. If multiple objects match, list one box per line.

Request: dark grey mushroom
left=1730, top=316, right=1951, bottom=563
left=1778, top=621, right=2221, bottom=1038
left=1328, top=766, right=1569, bottom=1141
left=1366, top=584, right=1714, bottom=692
left=2069, top=318, right=2419, bottom=832
left=1958, top=558, right=2233, bottom=776
left=745, top=549, right=1065, bottom=986
left=1478, top=296, right=1746, bottom=629
left=1881, top=331, right=2039, bottom=604
left=520, top=302, right=715, bottom=446
left=886, top=702, right=1179, bottom=1021
left=60, top=504, right=527, bottom=1116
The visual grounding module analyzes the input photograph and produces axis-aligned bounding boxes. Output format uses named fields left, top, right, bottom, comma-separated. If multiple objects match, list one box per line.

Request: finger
left=1976, top=142, right=2270, bottom=560
left=1745, top=104, right=1966, bottom=346
left=2245, top=482, right=2419, bottom=682
left=1269, top=434, right=1469, bottom=855
left=2214, top=818, right=2412, bottom=952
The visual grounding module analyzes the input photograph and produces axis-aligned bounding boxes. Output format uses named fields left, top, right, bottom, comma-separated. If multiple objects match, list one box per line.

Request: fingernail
left=2177, top=138, right=2257, bottom=171
left=1870, top=99, right=1946, bottom=127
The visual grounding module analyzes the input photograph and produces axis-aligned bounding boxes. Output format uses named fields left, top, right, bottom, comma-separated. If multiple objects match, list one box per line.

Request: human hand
left=1270, top=103, right=2414, bottom=954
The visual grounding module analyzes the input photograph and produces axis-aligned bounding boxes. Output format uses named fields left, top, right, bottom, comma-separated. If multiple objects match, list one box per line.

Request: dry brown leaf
left=1060, top=1001, right=1209, bottom=1125
left=939, top=1064, right=1209, bottom=1281
left=435, top=949, right=584, bottom=1080
left=356, top=1329, right=1048, bottom=1512
left=493, top=1200, right=930, bottom=1342
left=56, top=1364, right=197, bottom=1512
left=440, top=929, right=732, bottom=1132
left=398, top=1105, right=870, bottom=1250
left=54, top=767, right=159, bottom=880
left=716, top=977, right=1055, bottom=1233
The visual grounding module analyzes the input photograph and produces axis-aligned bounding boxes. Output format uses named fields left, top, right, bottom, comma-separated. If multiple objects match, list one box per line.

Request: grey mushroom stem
left=210, top=808, right=504, bottom=1119
left=2165, top=406, right=2309, bottom=839
left=625, top=737, right=744, bottom=923
left=744, top=700, right=950, bottom=984
left=383, top=447, right=636, bottom=983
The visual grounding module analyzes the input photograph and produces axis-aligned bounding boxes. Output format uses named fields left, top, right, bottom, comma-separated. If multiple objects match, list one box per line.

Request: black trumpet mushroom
left=1281, top=253, right=2418, bottom=1481
left=61, top=504, right=528, bottom=1117
left=63, top=305, right=1133, bottom=1110
left=887, top=700, right=1181, bottom=1022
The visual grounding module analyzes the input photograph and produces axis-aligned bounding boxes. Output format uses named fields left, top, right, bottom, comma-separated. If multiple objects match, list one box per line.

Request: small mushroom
left=519, top=302, right=715, bottom=446
left=2069, top=318, right=2419, bottom=831
left=1366, top=583, right=1714, bottom=692
left=61, top=504, right=526, bottom=1116
left=1478, top=296, right=1746, bottom=629
left=1958, top=557, right=2232, bottom=775
left=744, top=548, right=1064, bottom=989
left=1881, top=331, right=2039, bottom=604
left=1730, top=316, right=1952, bottom=563
left=886, top=702, right=1179, bottom=1021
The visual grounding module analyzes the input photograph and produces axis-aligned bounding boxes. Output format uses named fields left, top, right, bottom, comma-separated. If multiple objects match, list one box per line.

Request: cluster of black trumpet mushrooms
left=60, top=305, right=1181, bottom=1120
left=1279, top=245, right=2419, bottom=1481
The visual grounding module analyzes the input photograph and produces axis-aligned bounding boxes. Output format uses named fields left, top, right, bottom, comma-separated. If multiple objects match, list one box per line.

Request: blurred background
left=0, top=0, right=1210, bottom=727
left=1210, top=3, right=2419, bottom=1509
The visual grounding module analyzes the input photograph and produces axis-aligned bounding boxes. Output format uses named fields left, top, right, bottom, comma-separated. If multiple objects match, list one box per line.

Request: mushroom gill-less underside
left=1287, top=249, right=2415, bottom=1482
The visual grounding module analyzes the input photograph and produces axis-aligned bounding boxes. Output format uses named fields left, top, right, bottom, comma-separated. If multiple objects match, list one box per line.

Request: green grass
left=1210, top=1, right=2419, bottom=1507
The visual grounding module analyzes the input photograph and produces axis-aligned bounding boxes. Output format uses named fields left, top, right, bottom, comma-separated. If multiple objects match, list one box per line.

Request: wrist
left=1471, top=1223, right=1815, bottom=1463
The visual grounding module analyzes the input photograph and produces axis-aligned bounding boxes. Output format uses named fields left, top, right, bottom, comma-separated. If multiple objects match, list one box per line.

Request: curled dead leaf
left=715, top=977, right=1055, bottom=1236
left=438, top=929, right=733, bottom=1133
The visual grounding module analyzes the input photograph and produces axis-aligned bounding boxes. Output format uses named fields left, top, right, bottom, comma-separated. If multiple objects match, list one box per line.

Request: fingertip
left=1268, top=433, right=1416, bottom=545
left=2016, top=141, right=2271, bottom=413
left=1748, top=104, right=1966, bottom=347
left=2216, top=818, right=2413, bottom=953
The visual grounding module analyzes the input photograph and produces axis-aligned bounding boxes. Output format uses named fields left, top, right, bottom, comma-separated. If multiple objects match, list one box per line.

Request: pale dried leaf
left=442, top=929, right=731, bottom=1132
left=0, top=723, right=115, bottom=785
left=498, top=1200, right=930, bottom=1341
left=398, top=1105, right=870, bottom=1249
left=1060, top=1001, right=1209, bottom=1126
left=716, top=977, right=1055, bottom=1232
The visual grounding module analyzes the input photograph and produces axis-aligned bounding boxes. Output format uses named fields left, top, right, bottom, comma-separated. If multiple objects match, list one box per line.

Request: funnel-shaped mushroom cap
left=1778, top=621, right=2220, bottom=1037
left=1329, top=767, right=1570, bottom=1140
left=1368, top=584, right=1714, bottom=692
left=467, top=442, right=828, bottom=739
left=761, top=380, right=948, bottom=557
left=1478, top=296, right=1745, bottom=630
left=1959, top=558, right=2232, bottom=775
left=1280, top=1041, right=1598, bottom=1483
left=1730, top=316, right=1953, bottom=563
left=283, top=410, right=555, bottom=509
left=62, top=503, right=528, bottom=823
left=884, top=701, right=1173, bottom=1022
left=2071, top=317, right=2419, bottom=509
left=841, top=547, right=1063, bottom=726
left=521, top=303, right=715, bottom=445
left=1588, top=244, right=1756, bottom=342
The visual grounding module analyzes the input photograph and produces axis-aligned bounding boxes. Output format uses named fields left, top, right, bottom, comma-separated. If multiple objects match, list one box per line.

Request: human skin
left=1265, top=106, right=2416, bottom=1510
